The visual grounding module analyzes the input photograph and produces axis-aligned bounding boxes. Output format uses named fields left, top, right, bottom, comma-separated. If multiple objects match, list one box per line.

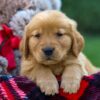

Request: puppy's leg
left=35, top=66, right=59, bottom=95
left=61, top=63, right=87, bottom=94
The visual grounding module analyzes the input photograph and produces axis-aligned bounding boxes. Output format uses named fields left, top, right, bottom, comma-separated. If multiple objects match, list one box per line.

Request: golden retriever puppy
left=20, top=10, right=98, bottom=95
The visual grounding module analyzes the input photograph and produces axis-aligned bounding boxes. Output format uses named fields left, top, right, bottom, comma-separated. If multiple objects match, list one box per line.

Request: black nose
left=42, top=47, right=54, bottom=56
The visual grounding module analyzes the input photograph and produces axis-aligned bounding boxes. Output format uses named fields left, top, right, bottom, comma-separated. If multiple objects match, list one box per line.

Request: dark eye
left=56, top=32, right=63, bottom=37
left=34, top=33, right=41, bottom=39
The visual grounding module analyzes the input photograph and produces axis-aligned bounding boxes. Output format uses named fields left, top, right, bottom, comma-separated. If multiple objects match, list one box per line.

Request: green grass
left=83, top=36, right=100, bottom=67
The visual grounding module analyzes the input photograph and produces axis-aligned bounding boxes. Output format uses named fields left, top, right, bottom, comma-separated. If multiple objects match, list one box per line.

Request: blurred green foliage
left=61, top=0, right=100, bottom=66
left=62, top=0, right=100, bottom=34
left=83, top=36, right=100, bottom=67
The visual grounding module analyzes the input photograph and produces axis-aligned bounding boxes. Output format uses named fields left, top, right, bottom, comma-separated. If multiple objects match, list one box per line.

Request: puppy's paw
left=36, top=77, right=59, bottom=95
left=61, top=76, right=81, bottom=94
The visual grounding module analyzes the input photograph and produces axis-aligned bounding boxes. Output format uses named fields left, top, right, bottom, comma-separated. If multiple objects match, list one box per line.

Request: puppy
left=20, top=10, right=98, bottom=95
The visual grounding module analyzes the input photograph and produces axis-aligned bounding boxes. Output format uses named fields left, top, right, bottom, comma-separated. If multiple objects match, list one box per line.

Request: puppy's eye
left=56, top=32, right=64, bottom=37
left=33, top=33, right=41, bottom=39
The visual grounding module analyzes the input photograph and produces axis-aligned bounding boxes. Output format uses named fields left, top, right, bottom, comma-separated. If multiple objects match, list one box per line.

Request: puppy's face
left=29, top=28, right=72, bottom=65
left=21, top=10, right=84, bottom=65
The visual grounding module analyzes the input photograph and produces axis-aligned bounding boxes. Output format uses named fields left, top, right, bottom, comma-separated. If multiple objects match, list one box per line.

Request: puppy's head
left=21, top=10, right=84, bottom=65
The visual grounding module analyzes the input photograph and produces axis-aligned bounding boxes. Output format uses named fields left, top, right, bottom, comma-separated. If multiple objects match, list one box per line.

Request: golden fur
left=20, top=10, right=98, bottom=95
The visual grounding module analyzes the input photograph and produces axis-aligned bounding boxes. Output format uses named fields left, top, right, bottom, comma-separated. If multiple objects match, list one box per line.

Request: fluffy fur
left=0, top=0, right=30, bottom=24
left=9, top=9, right=36, bottom=37
left=9, top=0, right=62, bottom=37
left=20, top=10, right=97, bottom=95
left=31, top=0, right=62, bottom=10
left=0, top=56, right=8, bottom=74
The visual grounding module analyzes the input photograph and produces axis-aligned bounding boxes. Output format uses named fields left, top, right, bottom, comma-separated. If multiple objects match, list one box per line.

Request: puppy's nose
left=42, top=47, right=54, bottom=56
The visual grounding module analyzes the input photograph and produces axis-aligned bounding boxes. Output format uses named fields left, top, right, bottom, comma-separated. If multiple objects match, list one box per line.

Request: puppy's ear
left=20, top=27, right=29, bottom=59
left=71, top=27, right=84, bottom=57
left=67, top=19, right=84, bottom=57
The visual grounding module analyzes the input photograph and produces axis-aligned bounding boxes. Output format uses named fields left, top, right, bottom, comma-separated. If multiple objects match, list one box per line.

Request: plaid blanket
left=0, top=72, right=100, bottom=100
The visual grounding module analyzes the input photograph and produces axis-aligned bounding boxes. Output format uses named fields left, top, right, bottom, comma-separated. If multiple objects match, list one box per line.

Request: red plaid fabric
left=0, top=72, right=100, bottom=100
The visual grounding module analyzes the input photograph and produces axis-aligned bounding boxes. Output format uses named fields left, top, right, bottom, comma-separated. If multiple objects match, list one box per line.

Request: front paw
left=36, top=77, right=59, bottom=95
left=61, top=76, right=81, bottom=94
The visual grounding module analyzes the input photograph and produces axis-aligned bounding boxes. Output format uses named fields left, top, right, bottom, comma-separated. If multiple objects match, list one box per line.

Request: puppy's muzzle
left=42, top=47, right=54, bottom=57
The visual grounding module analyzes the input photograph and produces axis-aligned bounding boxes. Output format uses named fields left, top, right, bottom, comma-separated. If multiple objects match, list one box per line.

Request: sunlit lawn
left=83, top=36, right=100, bottom=67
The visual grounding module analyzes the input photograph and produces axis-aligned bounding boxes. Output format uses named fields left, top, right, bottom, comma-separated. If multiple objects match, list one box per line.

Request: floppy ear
left=66, top=18, right=84, bottom=57
left=20, top=27, right=30, bottom=59
left=71, top=28, right=84, bottom=57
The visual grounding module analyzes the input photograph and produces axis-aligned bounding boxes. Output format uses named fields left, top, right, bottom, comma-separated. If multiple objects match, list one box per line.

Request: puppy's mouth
left=41, top=56, right=60, bottom=65
left=35, top=51, right=63, bottom=65
left=46, top=57, right=52, bottom=60
left=43, top=60, right=57, bottom=65
left=44, top=57, right=54, bottom=62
